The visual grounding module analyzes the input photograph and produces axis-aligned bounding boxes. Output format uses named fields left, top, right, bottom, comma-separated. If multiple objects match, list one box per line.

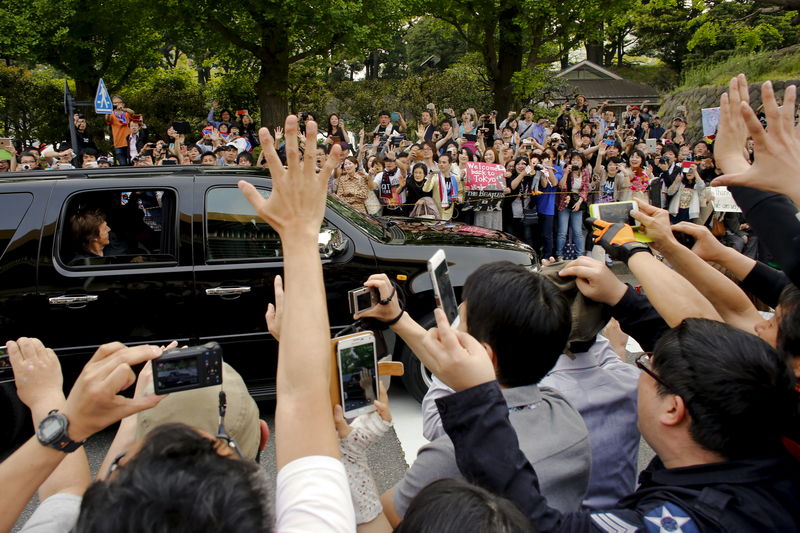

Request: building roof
left=555, top=60, right=660, bottom=102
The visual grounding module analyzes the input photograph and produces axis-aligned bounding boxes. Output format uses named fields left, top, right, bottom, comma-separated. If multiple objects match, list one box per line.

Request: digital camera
left=153, top=342, right=223, bottom=394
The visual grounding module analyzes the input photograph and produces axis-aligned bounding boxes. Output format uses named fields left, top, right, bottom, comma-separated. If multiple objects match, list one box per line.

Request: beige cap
left=136, top=362, right=261, bottom=460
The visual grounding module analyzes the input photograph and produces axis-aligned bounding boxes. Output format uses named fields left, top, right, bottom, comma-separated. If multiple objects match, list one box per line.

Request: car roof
left=0, top=165, right=271, bottom=183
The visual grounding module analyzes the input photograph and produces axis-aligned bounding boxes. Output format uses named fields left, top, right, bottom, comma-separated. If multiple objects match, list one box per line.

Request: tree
left=0, top=0, right=164, bottom=99
left=173, top=0, right=406, bottom=128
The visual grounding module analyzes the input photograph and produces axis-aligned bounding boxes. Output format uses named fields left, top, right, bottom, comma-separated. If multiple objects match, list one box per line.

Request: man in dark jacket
left=422, top=315, right=800, bottom=533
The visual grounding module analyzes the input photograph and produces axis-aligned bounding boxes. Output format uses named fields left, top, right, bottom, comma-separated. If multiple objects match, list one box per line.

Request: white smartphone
left=589, top=200, right=640, bottom=228
left=427, top=249, right=460, bottom=327
left=337, top=333, right=379, bottom=418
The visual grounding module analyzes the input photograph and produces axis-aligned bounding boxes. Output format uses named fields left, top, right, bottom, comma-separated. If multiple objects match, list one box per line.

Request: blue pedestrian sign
left=94, top=78, right=113, bottom=114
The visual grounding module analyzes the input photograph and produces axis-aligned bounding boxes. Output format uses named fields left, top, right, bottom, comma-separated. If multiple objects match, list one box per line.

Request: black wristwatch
left=37, top=410, right=86, bottom=453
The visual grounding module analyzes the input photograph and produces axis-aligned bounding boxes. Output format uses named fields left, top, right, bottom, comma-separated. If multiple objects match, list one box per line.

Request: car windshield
left=326, top=194, right=390, bottom=243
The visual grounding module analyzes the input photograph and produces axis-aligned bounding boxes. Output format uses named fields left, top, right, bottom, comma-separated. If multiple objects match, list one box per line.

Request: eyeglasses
left=635, top=353, right=673, bottom=392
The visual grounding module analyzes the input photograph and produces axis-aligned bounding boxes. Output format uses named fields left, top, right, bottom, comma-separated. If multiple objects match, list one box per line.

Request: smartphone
left=161, top=159, right=177, bottom=166
left=589, top=200, right=640, bottom=228
left=391, top=112, right=400, bottom=122
left=236, top=110, right=247, bottom=116
left=0, top=138, right=13, bottom=150
left=428, top=249, right=460, bottom=327
left=681, top=161, right=693, bottom=174
left=0, top=346, right=12, bottom=384
left=348, top=286, right=379, bottom=315
left=337, top=333, right=379, bottom=418
left=152, top=342, right=223, bottom=394
left=645, top=138, right=657, bottom=153
left=604, top=139, right=615, bottom=146
left=426, top=103, right=435, bottom=110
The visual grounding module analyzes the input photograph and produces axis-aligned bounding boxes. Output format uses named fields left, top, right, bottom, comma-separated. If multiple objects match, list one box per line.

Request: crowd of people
left=1, top=73, right=799, bottom=532
left=0, top=90, right=756, bottom=265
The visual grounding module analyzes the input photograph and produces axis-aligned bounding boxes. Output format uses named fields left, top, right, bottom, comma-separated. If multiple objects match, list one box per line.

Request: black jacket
left=730, top=186, right=800, bottom=289
left=611, top=286, right=669, bottom=352
left=438, top=381, right=800, bottom=533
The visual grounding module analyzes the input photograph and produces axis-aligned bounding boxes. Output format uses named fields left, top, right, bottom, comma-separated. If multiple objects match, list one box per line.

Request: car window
left=0, top=192, right=34, bottom=261
left=59, top=189, right=177, bottom=268
left=205, top=187, right=280, bottom=262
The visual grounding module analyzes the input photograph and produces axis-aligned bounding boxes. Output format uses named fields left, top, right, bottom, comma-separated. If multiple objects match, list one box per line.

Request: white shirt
left=276, top=455, right=356, bottom=532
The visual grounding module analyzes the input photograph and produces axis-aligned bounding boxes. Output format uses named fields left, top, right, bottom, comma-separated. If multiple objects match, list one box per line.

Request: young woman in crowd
left=555, top=151, right=589, bottom=259
left=325, top=113, right=350, bottom=152
left=237, top=113, right=259, bottom=147
left=667, top=162, right=706, bottom=223
left=501, top=156, right=530, bottom=237
left=592, top=145, right=632, bottom=203
left=335, top=156, right=375, bottom=213
left=628, top=149, right=652, bottom=202
left=420, top=141, right=439, bottom=173
left=470, top=147, right=504, bottom=231
left=536, top=152, right=560, bottom=259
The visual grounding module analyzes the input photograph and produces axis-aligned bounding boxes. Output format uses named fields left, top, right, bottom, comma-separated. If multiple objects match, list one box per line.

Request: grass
left=676, top=46, right=800, bottom=91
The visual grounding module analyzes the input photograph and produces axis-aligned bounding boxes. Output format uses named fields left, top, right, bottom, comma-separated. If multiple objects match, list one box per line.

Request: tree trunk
left=493, top=0, right=524, bottom=112
left=256, top=31, right=291, bottom=129
left=585, top=39, right=604, bottom=65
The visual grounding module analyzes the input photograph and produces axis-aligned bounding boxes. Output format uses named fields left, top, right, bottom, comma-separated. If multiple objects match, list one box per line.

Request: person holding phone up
left=555, top=152, right=590, bottom=260
left=666, top=160, right=705, bottom=223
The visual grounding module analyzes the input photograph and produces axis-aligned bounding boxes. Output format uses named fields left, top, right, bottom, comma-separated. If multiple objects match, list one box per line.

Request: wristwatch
left=37, top=410, right=86, bottom=453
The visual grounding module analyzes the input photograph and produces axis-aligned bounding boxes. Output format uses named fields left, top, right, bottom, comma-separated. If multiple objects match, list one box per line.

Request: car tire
left=400, top=312, right=436, bottom=403
left=0, top=382, right=30, bottom=454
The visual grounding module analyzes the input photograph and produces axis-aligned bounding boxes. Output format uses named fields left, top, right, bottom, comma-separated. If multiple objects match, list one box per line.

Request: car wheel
left=0, top=382, right=29, bottom=455
left=399, top=312, right=436, bottom=403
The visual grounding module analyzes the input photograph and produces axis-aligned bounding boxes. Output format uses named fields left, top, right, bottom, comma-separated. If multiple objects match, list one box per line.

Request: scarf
left=438, top=171, right=458, bottom=209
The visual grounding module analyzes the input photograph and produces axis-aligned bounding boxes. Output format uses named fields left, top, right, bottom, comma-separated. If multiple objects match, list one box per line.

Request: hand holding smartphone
left=428, top=249, right=460, bottom=327
left=337, top=333, right=379, bottom=417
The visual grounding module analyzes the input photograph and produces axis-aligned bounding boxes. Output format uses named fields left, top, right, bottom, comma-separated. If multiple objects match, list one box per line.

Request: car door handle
left=49, top=295, right=99, bottom=305
left=205, top=286, right=251, bottom=296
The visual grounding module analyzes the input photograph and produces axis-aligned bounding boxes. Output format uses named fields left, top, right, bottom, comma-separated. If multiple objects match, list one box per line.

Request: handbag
left=522, top=206, right=538, bottom=225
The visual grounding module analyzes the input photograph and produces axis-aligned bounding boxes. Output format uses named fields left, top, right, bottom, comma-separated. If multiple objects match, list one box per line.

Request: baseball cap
left=97, top=156, right=109, bottom=164
left=673, top=117, right=685, bottom=122
left=630, top=105, right=640, bottom=110
left=136, top=362, right=261, bottom=460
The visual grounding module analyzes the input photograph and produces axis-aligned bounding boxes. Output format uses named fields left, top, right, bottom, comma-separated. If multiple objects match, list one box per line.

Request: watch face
left=38, top=413, right=67, bottom=445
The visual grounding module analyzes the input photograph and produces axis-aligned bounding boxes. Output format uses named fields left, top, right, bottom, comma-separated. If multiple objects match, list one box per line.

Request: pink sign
left=466, top=162, right=505, bottom=191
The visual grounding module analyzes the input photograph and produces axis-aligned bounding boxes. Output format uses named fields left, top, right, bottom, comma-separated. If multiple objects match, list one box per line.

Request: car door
left=192, top=175, right=380, bottom=398
left=36, top=176, right=195, bottom=379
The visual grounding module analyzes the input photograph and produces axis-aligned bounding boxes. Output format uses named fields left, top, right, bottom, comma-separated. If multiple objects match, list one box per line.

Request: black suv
left=0, top=166, right=536, bottom=448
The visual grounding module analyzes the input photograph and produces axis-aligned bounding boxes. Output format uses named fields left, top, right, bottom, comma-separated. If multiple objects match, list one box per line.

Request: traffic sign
left=94, top=78, right=113, bottom=114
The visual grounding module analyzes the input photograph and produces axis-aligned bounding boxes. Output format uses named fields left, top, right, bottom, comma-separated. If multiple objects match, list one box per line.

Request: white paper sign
left=701, top=107, right=720, bottom=137
left=709, top=186, right=741, bottom=213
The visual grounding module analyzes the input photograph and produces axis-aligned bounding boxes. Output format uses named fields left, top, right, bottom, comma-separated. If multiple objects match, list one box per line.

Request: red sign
left=466, top=162, right=505, bottom=190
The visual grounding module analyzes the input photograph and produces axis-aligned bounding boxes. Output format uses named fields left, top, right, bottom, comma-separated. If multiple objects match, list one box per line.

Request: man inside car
left=69, top=209, right=112, bottom=259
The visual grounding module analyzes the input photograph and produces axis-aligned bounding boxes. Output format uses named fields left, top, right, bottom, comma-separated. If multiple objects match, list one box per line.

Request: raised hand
left=420, top=309, right=494, bottom=392
left=711, top=79, right=800, bottom=206
left=61, top=343, right=166, bottom=441
left=7, top=338, right=64, bottom=412
left=238, top=117, right=341, bottom=238
left=266, top=275, right=284, bottom=341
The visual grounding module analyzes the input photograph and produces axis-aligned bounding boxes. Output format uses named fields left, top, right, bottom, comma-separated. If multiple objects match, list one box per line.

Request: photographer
left=555, top=152, right=589, bottom=260
left=17, top=151, right=40, bottom=172
left=105, top=96, right=135, bottom=166
left=666, top=159, right=705, bottom=223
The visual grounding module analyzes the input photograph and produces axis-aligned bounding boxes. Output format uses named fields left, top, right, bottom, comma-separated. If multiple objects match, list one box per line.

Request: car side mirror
left=318, top=227, right=348, bottom=259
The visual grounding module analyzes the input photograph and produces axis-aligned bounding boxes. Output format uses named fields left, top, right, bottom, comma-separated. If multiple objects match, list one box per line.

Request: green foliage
left=0, top=0, right=165, bottom=96
left=0, top=65, right=65, bottom=145
left=676, top=46, right=800, bottom=90
left=511, top=67, right=572, bottom=107
left=120, top=68, right=208, bottom=140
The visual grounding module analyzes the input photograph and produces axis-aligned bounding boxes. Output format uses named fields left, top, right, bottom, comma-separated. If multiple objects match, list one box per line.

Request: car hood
left=385, top=217, right=533, bottom=253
